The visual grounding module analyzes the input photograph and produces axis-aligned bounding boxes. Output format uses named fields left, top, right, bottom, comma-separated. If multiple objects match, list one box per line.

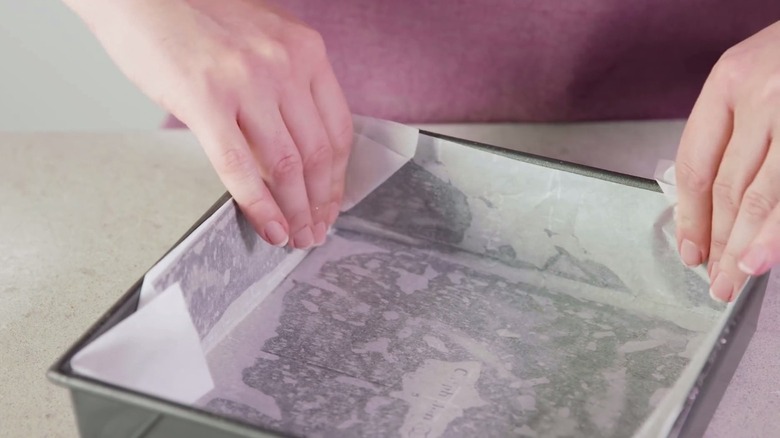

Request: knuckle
left=232, top=48, right=259, bottom=81
left=757, top=75, right=780, bottom=105
left=288, top=26, right=327, bottom=60
left=188, top=58, right=245, bottom=110
left=712, top=178, right=741, bottom=213
left=176, top=64, right=222, bottom=109
left=710, top=237, right=728, bottom=254
left=240, top=193, right=268, bottom=214
left=262, top=43, right=294, bottom=80
left=214, top=146, right=251, bottom=177
left=303, top=142, right=333, bottom=173
left=219, top=43, right=292, bottom=88
left=676, top=161, right=713, bottom=195
left=270, top=152, right=303, bottom=183
left=741, top=187, right=776, bottom=218
left=710, top=47, right=750, bottom=91
left=199, top=74, right=232, bottom=105
left=250, top=45, right=292, bottom=82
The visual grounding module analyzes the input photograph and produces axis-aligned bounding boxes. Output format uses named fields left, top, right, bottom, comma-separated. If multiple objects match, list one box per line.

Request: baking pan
left=49, top=129, right=768, bottom=438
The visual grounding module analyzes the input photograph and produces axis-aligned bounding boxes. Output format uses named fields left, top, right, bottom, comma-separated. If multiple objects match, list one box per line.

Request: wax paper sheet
left=71, top=122, right=728, bottom=438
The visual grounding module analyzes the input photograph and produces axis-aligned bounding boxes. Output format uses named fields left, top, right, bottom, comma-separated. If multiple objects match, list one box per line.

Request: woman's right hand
left=65, top=0, right=354, bottom=249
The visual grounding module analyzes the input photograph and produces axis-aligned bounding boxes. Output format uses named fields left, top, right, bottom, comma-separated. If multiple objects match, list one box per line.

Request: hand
left=65, top=0, right=353, bottom=249
left=675, top=21, right=780, bottom=302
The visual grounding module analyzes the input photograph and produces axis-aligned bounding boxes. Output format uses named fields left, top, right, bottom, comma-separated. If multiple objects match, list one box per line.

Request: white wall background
left=0, top=0, right=163, bottom=131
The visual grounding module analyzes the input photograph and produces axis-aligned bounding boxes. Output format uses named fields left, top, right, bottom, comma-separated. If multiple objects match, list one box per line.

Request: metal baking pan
left=49, top=129, right=768, bottom=438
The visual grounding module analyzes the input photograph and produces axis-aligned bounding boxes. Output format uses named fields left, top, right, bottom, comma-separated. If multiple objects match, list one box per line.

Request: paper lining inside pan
left=70, top=117, right=733, bottom=438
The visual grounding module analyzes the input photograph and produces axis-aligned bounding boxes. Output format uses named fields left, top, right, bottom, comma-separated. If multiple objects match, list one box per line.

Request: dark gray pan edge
left=419, top=130, right=662, bottom=193
left=668, top=273, right=769, bottom=438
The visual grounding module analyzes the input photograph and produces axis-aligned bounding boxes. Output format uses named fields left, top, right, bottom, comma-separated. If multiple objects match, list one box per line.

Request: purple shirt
left=276, top=1, right=780, bottom=122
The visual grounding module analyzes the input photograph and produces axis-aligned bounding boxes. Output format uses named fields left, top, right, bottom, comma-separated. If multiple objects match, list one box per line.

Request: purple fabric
left=275, top=1, right=780, bottom=123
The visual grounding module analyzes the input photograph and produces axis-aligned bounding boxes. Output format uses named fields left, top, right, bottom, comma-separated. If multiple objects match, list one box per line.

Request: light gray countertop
left=1, top=125, right=777, bottom=437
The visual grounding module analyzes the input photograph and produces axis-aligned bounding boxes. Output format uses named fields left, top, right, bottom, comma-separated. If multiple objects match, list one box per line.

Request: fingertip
left=675, top=217, right=711, bottom=263
left=291, top=225, right=315, bottom=250
left=262, top=220, right=290, bottom=247
left=708, top=287, right=727, bottom=303
left=313, top=222, right=327, bottom=246
left=236, top=193, right=291, bottom=248
left=738, top=245, right=769, bottom=276
left=679, top=239, right=703, bottom=268
left=709, top=271, right=733, bottom=303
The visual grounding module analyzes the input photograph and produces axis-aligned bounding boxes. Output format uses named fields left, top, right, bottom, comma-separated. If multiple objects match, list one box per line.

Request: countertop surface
left=1, top=124, right=778, bottom=437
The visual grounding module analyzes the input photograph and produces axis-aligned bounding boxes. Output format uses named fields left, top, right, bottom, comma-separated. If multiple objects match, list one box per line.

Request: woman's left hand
left=675, top=20, right=780, bottom=302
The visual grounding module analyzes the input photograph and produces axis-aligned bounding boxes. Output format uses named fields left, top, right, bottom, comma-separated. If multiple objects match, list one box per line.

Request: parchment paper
left=71, top=120, right=728, bottom=437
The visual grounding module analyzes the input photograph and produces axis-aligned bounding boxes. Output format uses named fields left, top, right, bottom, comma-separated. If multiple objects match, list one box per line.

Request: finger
left=192, top=117, right=290, bottom=247
left=740, top=203, right=780, bottom=277
left=238, top=106, right=315, bottom=249
left=735, top=138, right=780, bottom=278
left=710, top=147, right=775, bottom=301
left=706, top=112, right=770, bottom=295
left=280, top=91, right=333, bottom=245
left=675, top=80, right=733, bottom=268
left=311, top=63, right=353, bottom=225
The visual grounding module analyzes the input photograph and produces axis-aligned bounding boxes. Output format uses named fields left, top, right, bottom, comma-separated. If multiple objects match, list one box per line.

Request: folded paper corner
left=70, top=283, right=214, bottom=405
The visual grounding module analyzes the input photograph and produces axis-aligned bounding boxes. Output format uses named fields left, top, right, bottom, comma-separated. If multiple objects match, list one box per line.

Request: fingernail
left=292, top=226, right=314, bottom=249
left=313, top=222, right=327, bottom=246
left=327, top=201, right=340, bottom=225
left=263, top=221, right=288, bottom=247
left=680, top=239, right=702, bottom=267
left=739, top=245, right=768, bottom=275
left=709, top=271, right=733, bottom=303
